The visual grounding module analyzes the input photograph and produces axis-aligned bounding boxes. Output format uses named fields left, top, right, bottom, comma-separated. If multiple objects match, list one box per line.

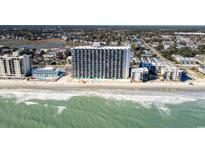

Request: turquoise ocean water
left=0, top=89, right=205, bottom=128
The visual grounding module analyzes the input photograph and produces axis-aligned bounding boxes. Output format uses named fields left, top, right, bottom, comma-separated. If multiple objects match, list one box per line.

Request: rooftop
left=72, top=46, right=130, bottom=50
left=132, top=67, right=148, bottom=72
left=0, top=54, right=29, bottom=59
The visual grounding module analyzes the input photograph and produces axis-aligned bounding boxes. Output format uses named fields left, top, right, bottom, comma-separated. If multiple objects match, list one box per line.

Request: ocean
left=0, top=89, right=205, bottom=128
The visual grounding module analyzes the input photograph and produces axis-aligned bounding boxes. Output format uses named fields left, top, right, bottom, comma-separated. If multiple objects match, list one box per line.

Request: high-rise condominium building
left=72, top=45, right=131, bottom=79
left=0, top=55, right=31, bottom=77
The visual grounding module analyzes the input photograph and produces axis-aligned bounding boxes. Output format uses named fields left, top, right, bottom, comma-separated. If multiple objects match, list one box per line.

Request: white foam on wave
left=92, top=93, right=198, bottom=105
left=0, top=88, right=203, bottom=115
left=0, top=89, right=202, bottom=109
left=93, top=91, right=201, bottom=114
left=155, top=103, right=170, bottom=116
left=0, top=89, right=79, bottom=103
left=56, top=106, right=66, bottom=114
left=23, top=101, right=39, bottom=105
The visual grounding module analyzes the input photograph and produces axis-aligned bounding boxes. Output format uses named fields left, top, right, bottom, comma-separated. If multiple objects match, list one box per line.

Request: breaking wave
left=22, top=101, right=39, bottom=105
left=56, top=106, right=66, bottom=114
left=0, top=89, right=79, bottom=103
left=0, top=89, right=203, bottom=111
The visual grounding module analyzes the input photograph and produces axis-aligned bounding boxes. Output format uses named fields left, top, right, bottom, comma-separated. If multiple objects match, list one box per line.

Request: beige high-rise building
left=0, top=55, right=31, bottom=77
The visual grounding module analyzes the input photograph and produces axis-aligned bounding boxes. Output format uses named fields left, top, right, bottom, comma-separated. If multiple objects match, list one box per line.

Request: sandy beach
left=1, top=78, right=205, bottom=92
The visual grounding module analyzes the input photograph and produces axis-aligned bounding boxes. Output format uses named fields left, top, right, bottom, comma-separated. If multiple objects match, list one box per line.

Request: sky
left=0, top=0, right=204, bottom=25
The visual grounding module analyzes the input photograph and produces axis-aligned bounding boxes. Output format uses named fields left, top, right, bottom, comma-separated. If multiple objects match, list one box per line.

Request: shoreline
left=1, top=79, right=205, bottom=92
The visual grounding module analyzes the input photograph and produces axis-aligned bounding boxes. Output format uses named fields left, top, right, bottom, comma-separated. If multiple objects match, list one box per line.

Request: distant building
left=172, top=54, right=197, bottom=65
left=198, top=65, right=205, bottom=74
left=0, top=55, right=31, bottom=77
left=162, top=41, right=175, bottom=50
left=62, top=35, right=68, bottom=41
left=43, top=51, right=56, bottom=59
left=175, top=32, right=205, bottom=36
left=110, top=41, right=118, bottom=46
left=131, top=68, right=148, bottom=82
left=140, top=50, right=153, bottom=57
left=72, top=45, right=131, bottom=79
left=31, top=67, right=65, bottom=80
left=195, top=55, right=205, bottom=64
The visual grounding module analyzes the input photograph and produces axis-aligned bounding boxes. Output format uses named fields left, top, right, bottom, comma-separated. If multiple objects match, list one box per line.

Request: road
left=140, top=38, right=177, bottom=67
